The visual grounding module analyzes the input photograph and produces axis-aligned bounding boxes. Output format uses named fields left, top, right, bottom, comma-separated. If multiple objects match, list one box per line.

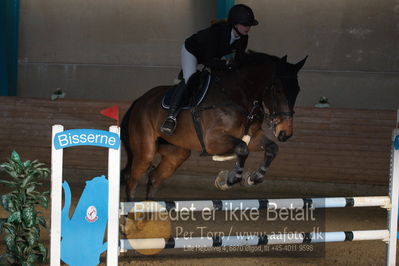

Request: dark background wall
left=16, top=0, right=399, bottom=109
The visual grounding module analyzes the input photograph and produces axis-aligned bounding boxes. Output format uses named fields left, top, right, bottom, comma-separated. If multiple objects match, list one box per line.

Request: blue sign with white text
left=54, top=129, right=120, bottom=150
left=395, top=135, right=399, bottom=150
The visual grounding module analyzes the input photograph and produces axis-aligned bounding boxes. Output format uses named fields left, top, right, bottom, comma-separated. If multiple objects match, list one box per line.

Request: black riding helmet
left=227, top=4, right=258, bottom=26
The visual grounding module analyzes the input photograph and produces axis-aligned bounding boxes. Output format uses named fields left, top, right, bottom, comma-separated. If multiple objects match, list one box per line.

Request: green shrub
left=0, top=151, right=50, bottom=266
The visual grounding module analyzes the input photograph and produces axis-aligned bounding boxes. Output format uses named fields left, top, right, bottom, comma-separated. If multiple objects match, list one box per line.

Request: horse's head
left=241, top=52, right=307, bottom=142
left=262, top=55, right=307, bottom=141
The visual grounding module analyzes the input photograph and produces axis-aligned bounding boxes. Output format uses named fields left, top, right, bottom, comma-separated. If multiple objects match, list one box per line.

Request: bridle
left=261, top=74, right=297, bottom=128
left=242, top=66, right=299, bottom=134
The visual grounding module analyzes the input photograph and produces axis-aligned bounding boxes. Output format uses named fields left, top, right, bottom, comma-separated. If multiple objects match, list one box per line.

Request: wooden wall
left=0, top=97, right=130, bottom=182
left=180, top=108, right=397, bottom=185
left=0, top=97, right=397, bottom=185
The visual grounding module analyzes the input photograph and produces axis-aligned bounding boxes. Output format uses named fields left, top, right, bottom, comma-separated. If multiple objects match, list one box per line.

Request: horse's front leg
left=242, top=136, right=279, bottom=186
left=214, top=140, right=249, bottom=190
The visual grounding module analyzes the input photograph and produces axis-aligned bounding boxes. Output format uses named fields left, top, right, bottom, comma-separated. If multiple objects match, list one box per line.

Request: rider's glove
left=208, top=58, right=238, bottom=71
left=225, top=60, right=238, bottom=71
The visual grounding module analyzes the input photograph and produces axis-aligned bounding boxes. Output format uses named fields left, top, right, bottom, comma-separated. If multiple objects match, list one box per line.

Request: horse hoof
left=215, top=170, right=231, bottom=191
left=241, top=172, right=264, bottom=186
left=241, top=172, right=255, bottom=187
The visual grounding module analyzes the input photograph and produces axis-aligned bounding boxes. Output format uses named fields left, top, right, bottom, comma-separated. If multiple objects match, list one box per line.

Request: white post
left=50, top=125, right=64, bottom=266
left=396, top=109, right=399, bottom=128
left=107, top=126, right=121, bottom=265
left=387, top=128, right=399, bottom=266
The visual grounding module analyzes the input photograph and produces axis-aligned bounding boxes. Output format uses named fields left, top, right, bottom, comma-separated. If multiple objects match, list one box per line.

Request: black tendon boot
left=160, top=80, right=187, bottom=135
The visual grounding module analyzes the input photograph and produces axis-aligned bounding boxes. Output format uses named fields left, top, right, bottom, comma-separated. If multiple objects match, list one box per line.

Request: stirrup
left=160, top=116, right=177, bottom=135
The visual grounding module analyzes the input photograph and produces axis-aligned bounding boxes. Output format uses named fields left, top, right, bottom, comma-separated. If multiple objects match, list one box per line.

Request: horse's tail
left=120, top=100, right=137, bottom=184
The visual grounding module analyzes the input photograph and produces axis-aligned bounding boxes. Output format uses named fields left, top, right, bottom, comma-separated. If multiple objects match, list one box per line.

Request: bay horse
left=121, top=51, right=307, bottom=201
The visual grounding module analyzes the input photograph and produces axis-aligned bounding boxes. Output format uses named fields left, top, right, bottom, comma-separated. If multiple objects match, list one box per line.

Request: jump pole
left=50, top=125, right=121, bottom=266
left=387, top=128, right=399, bottom=265
left=106, top=126, right=121, bottom=265
left=120, top=196, right=392, bottom=214
left=120, top=230, right=390, bottom=251
left=50, top=125, right=63, bottom=266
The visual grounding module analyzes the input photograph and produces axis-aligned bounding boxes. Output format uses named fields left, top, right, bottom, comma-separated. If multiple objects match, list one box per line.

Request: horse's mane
left=239, top=50, right=298, bottom=78
left=239, top=50, right=281, bottom=66
left=239, top=50, right=300, bottom=110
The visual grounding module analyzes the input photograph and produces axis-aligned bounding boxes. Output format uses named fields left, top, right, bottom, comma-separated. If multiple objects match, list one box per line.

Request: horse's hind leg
left=146, top=144, right=190, bottom=199
left=125, top=138, right=157, bottom=201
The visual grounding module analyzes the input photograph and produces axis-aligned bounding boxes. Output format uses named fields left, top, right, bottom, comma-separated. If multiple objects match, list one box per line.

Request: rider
left=160, top=4, right=259, bottom=135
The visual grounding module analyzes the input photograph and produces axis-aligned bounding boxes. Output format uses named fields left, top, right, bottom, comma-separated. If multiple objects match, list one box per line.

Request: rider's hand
left=208, top=58, right=238, bottom=71
left=226, top=60, right=238, bottom=71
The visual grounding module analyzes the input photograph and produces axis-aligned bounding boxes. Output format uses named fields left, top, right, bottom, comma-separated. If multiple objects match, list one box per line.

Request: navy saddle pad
left=162, top=71, right=211, bottom=110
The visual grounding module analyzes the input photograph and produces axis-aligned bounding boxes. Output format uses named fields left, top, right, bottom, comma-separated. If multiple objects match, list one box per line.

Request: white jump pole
left=50, top=125, right=64, bottom=266
left=387, top=128, right=399, bottom=266
left=107, top=126, right=121, bottom=265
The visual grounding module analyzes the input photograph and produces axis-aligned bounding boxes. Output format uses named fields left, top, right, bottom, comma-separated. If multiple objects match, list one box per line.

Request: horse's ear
left=281, top=55, right=287, bottom=62
left=295, top=56, right=308, bottom=72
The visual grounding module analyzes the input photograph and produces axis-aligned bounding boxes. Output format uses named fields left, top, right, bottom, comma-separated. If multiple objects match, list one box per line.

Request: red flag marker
left=100, top=105, right=119, bottom=125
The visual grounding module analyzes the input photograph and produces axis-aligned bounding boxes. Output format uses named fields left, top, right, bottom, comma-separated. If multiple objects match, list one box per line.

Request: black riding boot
left=160, top=80, right=187, bottom=135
